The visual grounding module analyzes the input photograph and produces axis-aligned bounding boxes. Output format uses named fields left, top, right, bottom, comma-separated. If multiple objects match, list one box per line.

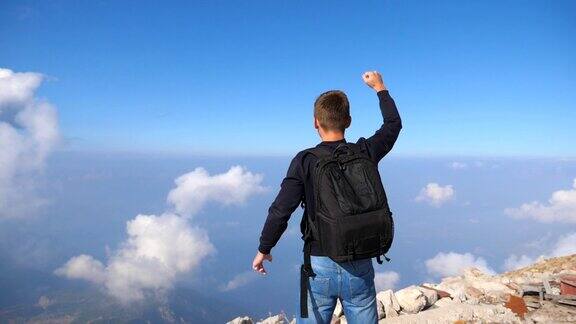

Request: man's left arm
left=253, top=154, right=304, bottom=274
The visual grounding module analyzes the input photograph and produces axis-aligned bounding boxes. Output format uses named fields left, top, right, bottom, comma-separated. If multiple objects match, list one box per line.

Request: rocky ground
left=228, top=254, right=576, bottom=323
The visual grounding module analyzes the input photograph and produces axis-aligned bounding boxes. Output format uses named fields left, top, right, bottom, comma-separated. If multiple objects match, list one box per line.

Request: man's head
left=313, top=90, right=351, bottom=137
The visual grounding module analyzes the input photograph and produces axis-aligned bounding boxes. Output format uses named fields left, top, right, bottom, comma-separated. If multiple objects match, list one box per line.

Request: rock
left=469, top=279, right=515, bottom=296
left=333, top=298, right=343, bottom=318
left=464, top=286, right=483, bottom=304
left=504, top=282, right=522, bottom=295
left=376, top=290, right=400, bottom=311
left=463, top=267, right=488, bottom=280
left=433, top=297, right=458, bottom=308
left=526, top=301, right=576, bottom=323
left=420, top=284, right=451, bottom=299
left=416, top=286, right=438, bottom=307
left=376, top=289, right=400, bottom=318
left=227, top=316, right=253, bottom=324
left=394, top=286, right=426, bottom=314
left=332, top=316, right=347, bottom=324
left=435, top=276, right=467, bottom=296
left=464, top=286, right=483, bottom=299
left=341, top=317, right=348, bottom=324
left=452, top=288, right=467, bottom=302
left=375, top=299, right=385, bottom=320
left=504, top=295, right=528, bottom=319
left=378, top=303, right=521, bottom=323
left=257, top=314, right=286, bottom=324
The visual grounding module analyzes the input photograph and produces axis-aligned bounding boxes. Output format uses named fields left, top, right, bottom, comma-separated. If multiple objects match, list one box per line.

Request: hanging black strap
left=299, top=204, right=318, bottom=318
left=298, top=145, right=331, bottom=318
left=376, top=254, right=391, bottom=264
left=300, top=240, right=315, bottom=318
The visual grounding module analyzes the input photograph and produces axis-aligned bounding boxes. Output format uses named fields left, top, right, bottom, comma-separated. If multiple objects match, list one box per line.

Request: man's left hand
left=252, top=251, right=273, bottom=275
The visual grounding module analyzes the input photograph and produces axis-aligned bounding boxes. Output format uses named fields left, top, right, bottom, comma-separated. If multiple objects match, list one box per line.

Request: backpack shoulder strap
left=334, top=141, right=368, bottom=157
left=302, top=146, right=332, bottom=161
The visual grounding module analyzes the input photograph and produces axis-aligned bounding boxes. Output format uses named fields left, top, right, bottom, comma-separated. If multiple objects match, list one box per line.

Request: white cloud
left=504, top=232, right=576, bottom=271
left=449, top=162, right=468, bottom=170
left=0, top=68, right=60, bottom=218
left=54, top=254, right=106, bottom=284
left=415, top=183, right=454, bottom=207
left=552, top=232, right=576, bottom=256
left=504, top=178, right=576, bottom=223
left=425, top=252, right=495, bottom=277
left=108, top=213, right=215, bottom=302
left=0, top=68, right=43, bottom=107
left=503, top=254, right=539, bottom=272
left=167, top=166, right=267, bottom=217
left=55, top=213, right=214, bottom=303
left=374, top=271, right=400, bottom=292
left=56, top=166, right=265, bottom=303
left=219, top=271, right=258, bottom=292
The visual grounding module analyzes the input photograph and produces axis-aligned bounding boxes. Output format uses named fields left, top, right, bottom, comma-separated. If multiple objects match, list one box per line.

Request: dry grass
left=502, top=254, right=576, bottom=277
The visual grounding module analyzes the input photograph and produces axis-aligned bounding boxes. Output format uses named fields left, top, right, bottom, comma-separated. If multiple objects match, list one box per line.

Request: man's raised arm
left=361, top=71, right=402, bottom=162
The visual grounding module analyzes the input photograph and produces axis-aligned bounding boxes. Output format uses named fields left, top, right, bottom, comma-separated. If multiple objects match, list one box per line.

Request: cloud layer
left=415, top=183, right=455, bottom=207
left=425, top=231, right=576, bottom=276
left=425, top=252, right=494, bottom=277
left=0, top=68, right=60, bottom=218
left=504, top=232, right=576, bottom=271
left=505, top=178, right=576, bottom=223
left=56, top=166, right=265, bottom=303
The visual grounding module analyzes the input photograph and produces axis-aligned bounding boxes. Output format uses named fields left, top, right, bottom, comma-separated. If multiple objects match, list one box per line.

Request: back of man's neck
left=321, top=134, right=345, bottom=142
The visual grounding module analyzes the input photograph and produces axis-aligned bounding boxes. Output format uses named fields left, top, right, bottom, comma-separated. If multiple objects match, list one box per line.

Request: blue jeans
left=296, top=256, right=378, bottom=324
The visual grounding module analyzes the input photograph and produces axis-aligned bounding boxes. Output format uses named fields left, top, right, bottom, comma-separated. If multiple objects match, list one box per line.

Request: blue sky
left=1, top=0, right=575, bottom=157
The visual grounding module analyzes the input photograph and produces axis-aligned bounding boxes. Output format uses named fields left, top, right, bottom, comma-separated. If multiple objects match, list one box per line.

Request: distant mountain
left=0, top=286, right=245, bottom=323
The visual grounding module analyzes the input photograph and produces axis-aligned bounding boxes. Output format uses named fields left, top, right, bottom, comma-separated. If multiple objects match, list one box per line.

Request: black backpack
left=299, top=142, right=394, bottom=318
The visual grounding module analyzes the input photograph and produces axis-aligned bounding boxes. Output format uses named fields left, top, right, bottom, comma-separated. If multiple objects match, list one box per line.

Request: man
left=253, top=71, right=402, bottom=323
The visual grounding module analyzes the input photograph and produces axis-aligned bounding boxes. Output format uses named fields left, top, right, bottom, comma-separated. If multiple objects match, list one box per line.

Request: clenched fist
left=362, top=71, right=387, bottom=92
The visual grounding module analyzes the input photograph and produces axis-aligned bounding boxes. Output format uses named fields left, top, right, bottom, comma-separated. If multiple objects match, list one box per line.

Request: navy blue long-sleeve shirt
left=258, top=90, right=402, bottom=255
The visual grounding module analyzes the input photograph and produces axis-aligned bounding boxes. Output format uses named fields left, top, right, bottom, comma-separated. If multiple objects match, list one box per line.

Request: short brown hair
left=314, top=90, right=351, bottom=132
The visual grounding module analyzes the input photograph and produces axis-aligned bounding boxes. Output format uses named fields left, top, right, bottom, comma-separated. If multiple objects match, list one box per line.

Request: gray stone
left=376, top=289, right=400, bottom=318
left=416, top=286, right=438, bottom=307
left=394, top=286, right=426, bottom=314
left=375, top=299, right=385, bottom=320
left=433, top=297, right=458, bottom=308
left=452, top=288, right=467, bottom=302
left=227, top=316, right=253, bottom=324
left=257, top=314, right=287, bottom=324
left=333, top=298, right=343, bottom=318
left=378, top=303, right=521, bottom=323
